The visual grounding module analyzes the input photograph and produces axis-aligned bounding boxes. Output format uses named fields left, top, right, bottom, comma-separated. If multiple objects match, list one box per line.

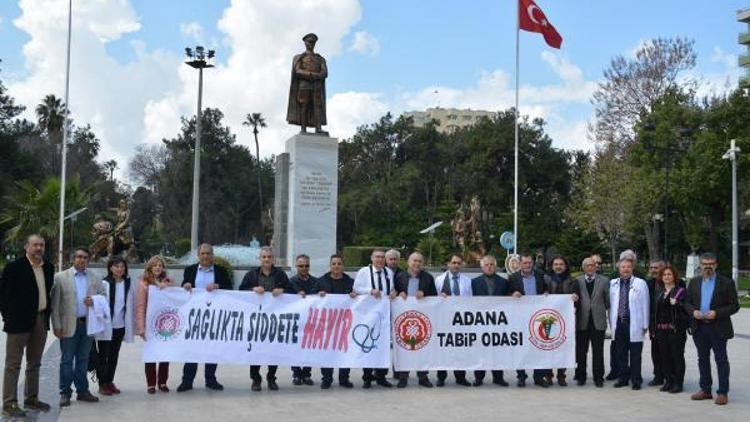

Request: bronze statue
left=451, top=197, right=487, bottom=263
left=89, top=199, right=138, bottom=262
left=286, top=33, right=328, bottom=135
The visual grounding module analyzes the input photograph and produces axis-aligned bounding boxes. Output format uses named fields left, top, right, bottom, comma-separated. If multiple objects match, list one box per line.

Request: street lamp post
left=723, top=139, right=741, bottom=289
left=184, top=46, right=215, bottom=252
left=643, top=123, right=692, bottom=262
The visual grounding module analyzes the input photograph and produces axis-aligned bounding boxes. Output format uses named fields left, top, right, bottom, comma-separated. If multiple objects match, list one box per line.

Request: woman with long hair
left=96, top=256, right=135, bottom=395
left=653, top=266, right=688, bottom=393
left=135, top=255, right=174, bottom=394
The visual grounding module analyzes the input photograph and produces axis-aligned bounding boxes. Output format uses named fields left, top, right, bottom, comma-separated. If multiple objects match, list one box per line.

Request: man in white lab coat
left=609, top=257, right=650, bottom=390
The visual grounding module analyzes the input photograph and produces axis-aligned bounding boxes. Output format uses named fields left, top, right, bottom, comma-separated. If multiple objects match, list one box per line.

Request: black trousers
left=250, top=365, right=277, bottom=382
left=321, top=368, right=350, bottom=383
left=608, top=339, right=618, bottom=376
left=655, top=329, right=686, bottom=386
left=474, top=370, right=505, bottom=382
left=395, top=371, right=428, bottom=380
left=182, top=362, right=218, bottom=386
left=517, top=369, right=548, bottom=382
left=437, top=370, right=467, bottom=381
left=291, top=366, right=312, bottom=379
left=575, top=328, right=605, bottom=382
left=650, top=331, right=663, bottom=381
left=362, top=368, right=388, bottom=381
left=96, top=328, right=125, bottom=385
left=614, top=318, right=643, bottom=385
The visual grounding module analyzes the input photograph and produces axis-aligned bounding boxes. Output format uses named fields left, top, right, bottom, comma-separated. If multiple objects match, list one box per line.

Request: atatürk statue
left=286, top=33, right=328, bottom=135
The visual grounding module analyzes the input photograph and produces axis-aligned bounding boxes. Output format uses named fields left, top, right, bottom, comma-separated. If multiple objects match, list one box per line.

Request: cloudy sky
left=0, top=0, right=745, bottom=181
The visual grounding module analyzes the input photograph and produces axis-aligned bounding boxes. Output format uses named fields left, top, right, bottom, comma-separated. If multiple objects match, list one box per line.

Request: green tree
left=242, top=112, right=267, bottom=225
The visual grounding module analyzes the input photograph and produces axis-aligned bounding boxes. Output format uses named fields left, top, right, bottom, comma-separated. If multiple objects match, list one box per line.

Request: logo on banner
left=352, top=312, right=383, bottom=353
left=394, top=311, right=432, bottom=351
left=152, top=307, right=182, bottom=341
left=529, top=309, right=566, bottom=350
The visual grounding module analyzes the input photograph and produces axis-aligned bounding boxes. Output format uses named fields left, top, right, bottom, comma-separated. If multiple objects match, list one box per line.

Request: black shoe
left=605, top=372, right=618, bottom=381
left=375, top=379, right=393, bottom=388
left=473, top=380, right=483, bottom=387
left=396, top=379, right=408, bottom=388
left=517, top=379, right=526, bottom=387
left=3, top=403, right=27, bottom=418
left=292, top=378, right=303, bottom=386
left=339, top=380, right=354, bottom=388
left=436, top=379, right=445, bottom=387
left=577, top=379, right=586, bottom=386
left=456, top=379, right=472, bottom=387
left=23, top=398, right=51, bottom=412
left=321, top=381, right=331, bottom=390
left=613, top=380, right=629, bottom=388
left=251, top=380, right=262, bottom=391
left=492, top=379, right=509, bottom=387
left=660, top=383, right=672, bottom=392
left=302, top=377, right=314, bottom=386
left=267, top=380, right=279, bottom=391
left=558, top=377, right=568, bottom=387
left=594, top=380, right=604, bottom=388
left=632, top=383, right=641, bottom=390
left=176, top=383, right=193, bottom=392
left=534, top=379, right=549, bottom=388
left=669, top=385, right=683, bottom=394
left=418, top=378, right=433, bottom=388
left=76, top=392, right=100, bottom=402
left=362, top=380, right=372, bottom=389
left=206, top=382, right=224, bottom=391
left=647, top=378, right=664, bottom=387
left=59, top=394, right=71, bottom=407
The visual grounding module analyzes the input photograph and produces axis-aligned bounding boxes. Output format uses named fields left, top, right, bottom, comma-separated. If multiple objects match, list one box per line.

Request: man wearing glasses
left=684, top=253, right=739, bottom=405
left=287, top=254, right=323, bottom=386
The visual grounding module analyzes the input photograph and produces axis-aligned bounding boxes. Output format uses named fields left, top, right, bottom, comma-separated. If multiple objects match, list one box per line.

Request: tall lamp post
left=643, top=123, right=692, bottom=262
left=722, top=139, right=741, bottom=289
left=184, top=46, right=215, bottom=251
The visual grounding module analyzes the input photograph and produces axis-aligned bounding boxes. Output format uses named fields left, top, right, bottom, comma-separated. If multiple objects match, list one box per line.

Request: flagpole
left=513, top=0, right=520, bottom=256
left=57, top=0, right=72, bottom=271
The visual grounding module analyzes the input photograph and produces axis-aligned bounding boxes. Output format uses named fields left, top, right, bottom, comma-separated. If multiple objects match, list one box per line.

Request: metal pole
left=57, top=0, right=72, bottom=271
left=730, top=139, right=739, bottom=288
left=513, top=0, right=520, bottom=255
left=190, top=67, right=203, bottom=251
left=664, top=153, right=670, bottom=261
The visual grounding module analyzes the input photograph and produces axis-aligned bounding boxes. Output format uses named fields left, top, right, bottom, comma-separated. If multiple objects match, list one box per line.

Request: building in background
left=403, top=107, right=495, bottom=134
left=739, top=7, right=750, bottom=89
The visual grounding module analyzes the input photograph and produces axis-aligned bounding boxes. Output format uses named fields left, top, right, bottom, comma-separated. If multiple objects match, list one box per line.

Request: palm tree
left=242, top=113, right=267, bottom=225
left=35, top=94, right=66, bottom=141
left=0, top=176, right=92, bottom=264
left=104, top=159, right=118, bottom=182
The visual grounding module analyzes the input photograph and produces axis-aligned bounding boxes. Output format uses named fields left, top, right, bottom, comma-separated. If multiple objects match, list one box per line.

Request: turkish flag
left=519, top=0, right=562, bottom=49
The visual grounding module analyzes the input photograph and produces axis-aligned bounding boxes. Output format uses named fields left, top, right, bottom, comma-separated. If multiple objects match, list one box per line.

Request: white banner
left=143, top=287, right=390, bottom=368
left=391, top=295, right=575, bottom=370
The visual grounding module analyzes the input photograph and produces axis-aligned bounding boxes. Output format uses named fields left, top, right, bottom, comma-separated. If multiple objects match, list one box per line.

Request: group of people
left=0, top=235, right=741, bottom=418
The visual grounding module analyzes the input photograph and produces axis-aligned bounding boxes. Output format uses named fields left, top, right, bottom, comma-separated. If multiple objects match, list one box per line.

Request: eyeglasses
left=648, top=266, right=660, bottom=270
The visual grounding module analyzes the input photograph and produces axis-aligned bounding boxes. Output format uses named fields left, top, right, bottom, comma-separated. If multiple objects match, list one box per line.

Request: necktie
left=452, top=274, right=460, bottom=296
left=377, top=271, right=383, bottom=291
left=618, top=278, right=630, bottom=319
left=441, top=275, right=452, bottom=295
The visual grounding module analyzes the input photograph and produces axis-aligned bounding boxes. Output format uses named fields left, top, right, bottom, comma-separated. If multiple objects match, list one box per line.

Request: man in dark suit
left=287, top=254, right=322, bottom=386
left=394, top=252, right=437, bottom=388
left=239, top=246, right=289, bottom=391
left=684, top=252, right=739, bottom=406
left=471, top=255, right=511, bottom=387
left=572, top=257, right=610, bottom=387
left=646, top=259, right=666, bottom=387
left=0, top=234, right=53, bottom=417
left=177, top=243, right=233, bottom=393
left=509, top=253, right=550, bottom=387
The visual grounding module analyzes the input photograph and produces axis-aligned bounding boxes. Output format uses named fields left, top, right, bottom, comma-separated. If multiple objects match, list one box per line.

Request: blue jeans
left=693, top=323, right=730, bottom=395
left=59, top=319, right=94, bottom=396
left=614, top=318, right=643, bottom=385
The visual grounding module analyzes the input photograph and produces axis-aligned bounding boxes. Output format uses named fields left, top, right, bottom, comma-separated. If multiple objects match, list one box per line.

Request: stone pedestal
left=271, top=153, right=290, bottom=267
left=278, top=134, right=338, bottom=275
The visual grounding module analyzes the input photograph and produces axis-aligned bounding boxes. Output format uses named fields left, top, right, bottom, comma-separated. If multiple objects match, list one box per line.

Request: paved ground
left=2, top=310, right=749, bottom=422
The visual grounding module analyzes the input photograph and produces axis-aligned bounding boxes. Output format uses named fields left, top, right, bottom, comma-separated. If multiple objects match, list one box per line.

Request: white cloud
left=328, top=91, right=388, bottom=139
left=349, top=30, right=380, bottom=56
left=179, top=21, right=205, bottom=43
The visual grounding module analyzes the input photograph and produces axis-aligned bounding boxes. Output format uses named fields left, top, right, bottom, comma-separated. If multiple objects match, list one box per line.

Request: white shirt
left=353, top=265, right=394, bottom=295
left=435, top=271, right=473, bottom=296
left=608, top=276, right=650, bottom=342
left=112, top=281, right=126, bottom=329
left=195, top=265, right=215, bottom=290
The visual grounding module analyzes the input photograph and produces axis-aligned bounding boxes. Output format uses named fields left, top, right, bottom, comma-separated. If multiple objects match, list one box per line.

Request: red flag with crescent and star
left=519, top=0, right=562, bottom=49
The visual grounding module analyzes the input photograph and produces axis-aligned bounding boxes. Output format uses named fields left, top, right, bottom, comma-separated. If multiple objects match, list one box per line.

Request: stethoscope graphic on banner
left=352, top=312, right=383, bottom=353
